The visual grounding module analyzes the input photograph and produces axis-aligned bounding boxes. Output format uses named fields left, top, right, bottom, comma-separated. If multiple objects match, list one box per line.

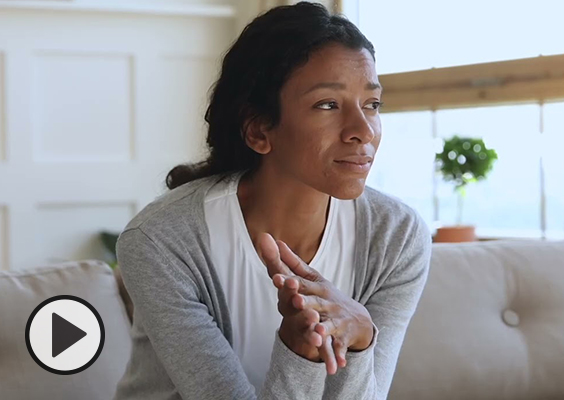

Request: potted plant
left=100, top=231, right=134, bottom=322
left=100, top=231, right=119, bottom=269
left=434, top=135, right=498, bottom=242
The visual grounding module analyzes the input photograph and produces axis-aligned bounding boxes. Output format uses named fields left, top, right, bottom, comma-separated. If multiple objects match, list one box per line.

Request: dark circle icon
left=25, top=295, right=105, bottom=375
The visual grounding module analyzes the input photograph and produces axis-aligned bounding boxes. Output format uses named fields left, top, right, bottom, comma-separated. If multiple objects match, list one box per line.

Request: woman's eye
left=364, top=101, right=383, bottom=111
left=317, top=101, right=338, bottom=110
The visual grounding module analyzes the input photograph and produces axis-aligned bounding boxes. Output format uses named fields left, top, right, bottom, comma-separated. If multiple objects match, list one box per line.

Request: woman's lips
left=334, top=160, right=372, bottom=173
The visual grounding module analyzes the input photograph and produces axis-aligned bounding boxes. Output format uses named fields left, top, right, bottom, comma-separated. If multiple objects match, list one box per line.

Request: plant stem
left=456, top=186, right=467, bottom=226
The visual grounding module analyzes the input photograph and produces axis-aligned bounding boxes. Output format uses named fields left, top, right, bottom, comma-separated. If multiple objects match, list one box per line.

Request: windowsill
left=432, top=235, right=564, bottom=243
left=476, top=237, right=546, bottom=241
left=476, top=228, right=564, bottom=241
left=432, top=227, right=564, bottom=242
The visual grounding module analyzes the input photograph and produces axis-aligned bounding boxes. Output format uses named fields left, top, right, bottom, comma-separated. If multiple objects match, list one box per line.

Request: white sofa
left=1, top=240, right=563, bottom=399
left=0, top=260, right=132, bottom=400
left=390, top=239, right=564, bottom=399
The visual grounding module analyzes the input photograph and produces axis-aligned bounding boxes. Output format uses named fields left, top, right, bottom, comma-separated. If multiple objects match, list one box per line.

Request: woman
left=113, top=2, right=432, bottom=399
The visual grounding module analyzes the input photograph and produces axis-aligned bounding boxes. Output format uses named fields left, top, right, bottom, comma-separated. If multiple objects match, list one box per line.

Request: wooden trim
left=379, top=54, right=564, bottom=112
left=334, top=0, right=343, bottom=14
left=0, top=1, right=237, bottom=18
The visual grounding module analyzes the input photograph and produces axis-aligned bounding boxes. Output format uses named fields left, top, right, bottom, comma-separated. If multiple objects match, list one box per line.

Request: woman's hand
left=275, top=275, right=340, bottom=374
left=276, top=239, right=375, bottom=362
left=274, top=273, right=322, bottom=350
left=258, top=233, right=376, bottom=374
left=258, top=234, right=326, bottom=363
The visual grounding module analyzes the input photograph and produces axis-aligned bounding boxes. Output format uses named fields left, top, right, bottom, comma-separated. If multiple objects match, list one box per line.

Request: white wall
left=0, top=1, right=236, bottom=270
left=0, top=0, right=352, bottom=270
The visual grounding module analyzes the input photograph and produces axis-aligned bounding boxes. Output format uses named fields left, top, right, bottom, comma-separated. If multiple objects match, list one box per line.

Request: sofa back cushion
left=0, top=260, right=132, bottom=400
left=390, top=239, right=564, bottom=400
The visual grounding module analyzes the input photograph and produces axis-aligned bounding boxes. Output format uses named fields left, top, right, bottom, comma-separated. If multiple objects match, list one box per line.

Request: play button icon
left=52, top=312, right=87, bottom=357
left=25, top=295, right=105, bottom=375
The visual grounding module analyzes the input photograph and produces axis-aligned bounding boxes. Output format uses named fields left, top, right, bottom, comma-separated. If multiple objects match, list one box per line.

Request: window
left=435, top=105, right=543, bottom=237
left=369, top=111, right=435, bottom=225
left=544, top=103, right=564, bottom=238
left=359, top=0, right=564, bottom=238
left=359, top=0, right=564, bottom=74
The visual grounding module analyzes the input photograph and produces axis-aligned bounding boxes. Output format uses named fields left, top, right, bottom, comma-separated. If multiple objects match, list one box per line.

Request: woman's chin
left=328, top=178, right=367, bottom=200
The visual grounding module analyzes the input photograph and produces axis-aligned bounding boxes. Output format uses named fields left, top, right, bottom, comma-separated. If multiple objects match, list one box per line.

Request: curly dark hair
left=165, top=1, right=375, bottom=190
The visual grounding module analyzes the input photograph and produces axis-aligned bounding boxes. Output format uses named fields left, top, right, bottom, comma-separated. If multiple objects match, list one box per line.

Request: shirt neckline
left=228, top=170, right=337, bottom=270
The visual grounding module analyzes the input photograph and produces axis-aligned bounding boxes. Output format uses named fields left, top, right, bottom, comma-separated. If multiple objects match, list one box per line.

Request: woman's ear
left=242, top=116, right=273, bottom=155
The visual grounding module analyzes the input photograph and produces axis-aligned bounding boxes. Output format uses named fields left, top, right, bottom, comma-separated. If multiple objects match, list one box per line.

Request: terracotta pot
left=434, top=225, right=476, bottom=243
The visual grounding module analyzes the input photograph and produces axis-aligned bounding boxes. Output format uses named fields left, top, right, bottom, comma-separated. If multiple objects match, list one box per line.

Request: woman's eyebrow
left=303, top=82, right=346, bottom=95
left=302, top=81, right=382, bottom=96
left=366, top=82, right=382, bottom=91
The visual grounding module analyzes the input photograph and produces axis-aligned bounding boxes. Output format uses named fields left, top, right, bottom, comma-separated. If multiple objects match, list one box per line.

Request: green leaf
left=435, top=135, right=498, bottom=190
left=100, top=231, right=120, bottom=261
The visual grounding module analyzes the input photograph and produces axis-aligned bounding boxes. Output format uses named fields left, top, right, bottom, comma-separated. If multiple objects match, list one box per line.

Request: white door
left=0, top=1, right=236, bottom=270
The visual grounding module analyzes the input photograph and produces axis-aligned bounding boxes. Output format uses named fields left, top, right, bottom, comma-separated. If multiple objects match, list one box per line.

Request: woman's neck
left=237, top=167, right=331, bottom=265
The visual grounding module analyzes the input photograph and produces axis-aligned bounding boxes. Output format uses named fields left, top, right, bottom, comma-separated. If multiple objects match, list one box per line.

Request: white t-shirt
left=203, top=171, right=357, bottom=392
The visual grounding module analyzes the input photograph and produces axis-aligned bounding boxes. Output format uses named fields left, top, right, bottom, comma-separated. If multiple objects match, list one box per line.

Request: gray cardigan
left=113, top=172, right=432, bottom=400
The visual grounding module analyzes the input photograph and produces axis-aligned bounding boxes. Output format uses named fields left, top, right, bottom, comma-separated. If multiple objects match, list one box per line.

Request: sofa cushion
left=390, top=239, right=564, bottom=400
left=0, top=260, right=132, bottom=400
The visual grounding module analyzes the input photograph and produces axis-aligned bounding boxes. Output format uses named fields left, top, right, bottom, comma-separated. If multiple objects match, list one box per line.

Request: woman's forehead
left=285, top=45, right=379, bottom=95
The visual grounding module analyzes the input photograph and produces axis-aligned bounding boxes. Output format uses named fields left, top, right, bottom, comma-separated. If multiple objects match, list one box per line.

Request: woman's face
left=265, top=43, right=383, bottom=199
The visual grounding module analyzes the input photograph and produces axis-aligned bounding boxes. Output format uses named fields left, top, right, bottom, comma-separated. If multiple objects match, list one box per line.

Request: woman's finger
left=276, top=240, right=325, bottom=283
left=272, top=273, right=286, bottom=290
left=304, top=325, right=323, bottom=348
left=281, top=275, right=324, bottom=298
left=319, top=335, right=337, bottom=375
left=299, top=308, right=322, bottom=347
left=291, top=293, right=326, bottom=313
left=276, top=278, right=300, bottom=317
left=315, top=319, right=348, bottom=368
left=274, top=275, right=325, bottom=297
left=332, top=337, right=348, bottom=368
left=314, top=319, right=338, bottom=338
left=257, top=233, right=293, bottom=278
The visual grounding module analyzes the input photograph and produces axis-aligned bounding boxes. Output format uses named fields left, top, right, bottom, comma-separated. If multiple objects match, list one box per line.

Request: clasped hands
left=257, top=233, right=375, bottom=375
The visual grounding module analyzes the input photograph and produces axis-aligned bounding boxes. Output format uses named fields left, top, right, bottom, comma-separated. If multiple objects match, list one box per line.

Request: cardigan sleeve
left=116, top=227, right=329, bottom=400
left=321, top=213, right=432, bottom=399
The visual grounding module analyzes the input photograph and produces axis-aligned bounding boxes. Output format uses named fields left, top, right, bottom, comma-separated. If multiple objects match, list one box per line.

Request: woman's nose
left=341, top=108, right=378, bottom=144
